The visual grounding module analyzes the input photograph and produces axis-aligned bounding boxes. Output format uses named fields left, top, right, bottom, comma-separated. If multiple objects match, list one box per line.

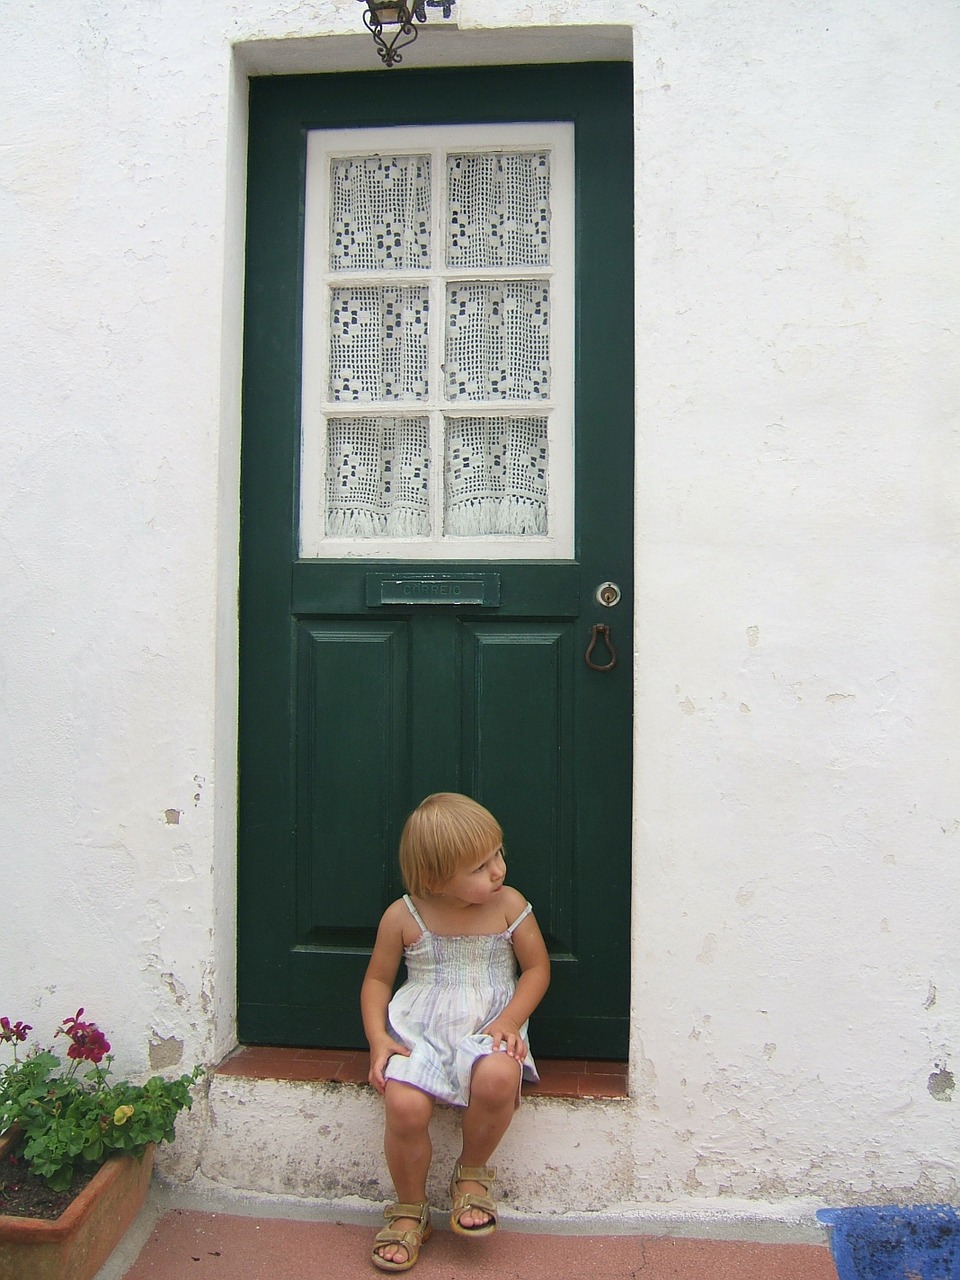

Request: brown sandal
left=449, top=1162, right=498, bottom=1238
left=371, top=1201, right=432, bottom=1272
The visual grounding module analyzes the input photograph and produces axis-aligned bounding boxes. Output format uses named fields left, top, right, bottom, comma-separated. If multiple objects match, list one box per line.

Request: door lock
left=596, top=581, right=622, bottom=607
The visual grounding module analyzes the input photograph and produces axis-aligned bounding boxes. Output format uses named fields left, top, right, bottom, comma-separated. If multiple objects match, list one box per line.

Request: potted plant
left=0, top=1009, right=203, bottom=1280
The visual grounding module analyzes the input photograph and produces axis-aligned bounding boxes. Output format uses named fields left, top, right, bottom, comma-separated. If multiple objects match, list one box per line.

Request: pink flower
left=0, top=1017, right=32, bottom=1043
left=57, top=1009, right=111, bottom=1064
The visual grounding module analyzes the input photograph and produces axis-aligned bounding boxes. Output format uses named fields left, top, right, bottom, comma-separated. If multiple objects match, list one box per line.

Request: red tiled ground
left=120, top=1211, right=838, bottom=1280
left=216, top=1046, right=629, bottom=1099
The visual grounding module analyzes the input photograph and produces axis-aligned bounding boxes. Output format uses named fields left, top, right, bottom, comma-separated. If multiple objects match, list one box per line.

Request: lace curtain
left=325, top=416, right=547, bottom=537
left=330, top=155, right=431, bottom=272
left=329, top=286, right=429, bottom=402
left=326, top=417, right=430, bottom=536
left=321, top=148, right=553, bottom=540
left=446, top=152, right=551, bottom=268
left=445, top=282, right=550, bottom=402
left=445, top=417, right=548, bottom=535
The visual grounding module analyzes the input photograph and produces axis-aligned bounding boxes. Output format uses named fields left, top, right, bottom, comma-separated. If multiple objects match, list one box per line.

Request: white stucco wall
left=628, top=0, right=960, bottom=1203
left=3, top=4, right=243, bottom=1074
left=2, top=0, right=957, bottom=1220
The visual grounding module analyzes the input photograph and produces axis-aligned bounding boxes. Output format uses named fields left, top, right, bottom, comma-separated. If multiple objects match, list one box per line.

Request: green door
left=239, top=64, right=634, bottom=1059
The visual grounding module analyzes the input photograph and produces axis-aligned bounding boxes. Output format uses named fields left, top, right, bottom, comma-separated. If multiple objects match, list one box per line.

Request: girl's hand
left=483, top=1016, right=527, bottom=1062
left=368, top=1035, right=411, bottom=1094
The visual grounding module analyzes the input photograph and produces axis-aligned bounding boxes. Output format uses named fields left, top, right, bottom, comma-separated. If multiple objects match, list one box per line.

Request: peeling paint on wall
left=927, top=1065, right=954, bottom=1102
left=161, top=972, right=188, bottom=1007
left=149, top=1033, right=185, bottom=1071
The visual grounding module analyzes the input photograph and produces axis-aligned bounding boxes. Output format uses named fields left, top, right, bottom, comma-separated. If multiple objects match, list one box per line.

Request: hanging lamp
left=359, top=0, right=456, bottom=67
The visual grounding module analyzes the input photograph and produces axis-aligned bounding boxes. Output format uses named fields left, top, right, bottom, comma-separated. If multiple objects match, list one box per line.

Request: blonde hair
left=399, top=793, right=503, bottom=897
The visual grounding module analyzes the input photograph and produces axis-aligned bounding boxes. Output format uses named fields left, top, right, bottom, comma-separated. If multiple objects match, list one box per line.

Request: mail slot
left=367, top=573, right=501, bottom=607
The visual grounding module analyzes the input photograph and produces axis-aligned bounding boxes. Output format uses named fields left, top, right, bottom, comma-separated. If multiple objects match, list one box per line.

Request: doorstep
left=216, top=1046, right=628, bottom=1100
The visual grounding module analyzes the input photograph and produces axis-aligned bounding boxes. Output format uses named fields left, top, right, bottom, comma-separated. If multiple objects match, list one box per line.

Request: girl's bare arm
left=360, top=902, right=411, bottom=1093
left=482, top=901, right=551, bottom=1059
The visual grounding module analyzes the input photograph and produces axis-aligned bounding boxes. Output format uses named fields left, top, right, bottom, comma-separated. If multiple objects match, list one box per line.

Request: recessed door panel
left=296, top=620, right=409, bottom=939
left=463, top=622, right=573, bottom=952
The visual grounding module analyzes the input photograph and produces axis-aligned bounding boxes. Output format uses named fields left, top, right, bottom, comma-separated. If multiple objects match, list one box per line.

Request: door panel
left=464, top=621, right=573, bottom=947
left=239, top=64, right=634, bottom=1058
left=296, top=620, right=409, bottom=937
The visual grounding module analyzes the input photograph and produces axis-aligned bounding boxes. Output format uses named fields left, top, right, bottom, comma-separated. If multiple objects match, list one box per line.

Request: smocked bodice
left=402, top=928, right=520, bottom=990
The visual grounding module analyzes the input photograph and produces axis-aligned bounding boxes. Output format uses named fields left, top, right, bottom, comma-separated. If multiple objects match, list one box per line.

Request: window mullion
left=429, top=142, right=446, bottom=544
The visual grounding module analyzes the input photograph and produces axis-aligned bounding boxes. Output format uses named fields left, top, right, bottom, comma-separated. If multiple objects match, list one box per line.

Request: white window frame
left=299, top=122, right=575, bottom=560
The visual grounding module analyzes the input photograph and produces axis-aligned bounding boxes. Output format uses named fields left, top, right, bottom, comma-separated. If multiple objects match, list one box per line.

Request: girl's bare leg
left=377, top=1081, right=435, bottom=1265
left=456, top=1052, right=522, bottom=1229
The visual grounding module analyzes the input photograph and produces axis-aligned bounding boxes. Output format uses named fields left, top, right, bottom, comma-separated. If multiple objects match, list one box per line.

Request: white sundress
left=382, top=894, right=540, bottom=1107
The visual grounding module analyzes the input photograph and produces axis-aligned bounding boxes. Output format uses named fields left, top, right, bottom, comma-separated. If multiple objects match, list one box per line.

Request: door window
left=300, top=124, right=574, bottom=559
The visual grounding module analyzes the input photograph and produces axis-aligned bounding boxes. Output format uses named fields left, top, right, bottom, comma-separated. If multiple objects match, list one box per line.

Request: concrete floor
left=95, top=1184, right=840, bottom=1280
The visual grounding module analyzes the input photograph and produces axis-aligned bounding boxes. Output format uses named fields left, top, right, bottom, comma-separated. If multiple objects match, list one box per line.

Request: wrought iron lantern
left=359, top=0, right=456, bottom=68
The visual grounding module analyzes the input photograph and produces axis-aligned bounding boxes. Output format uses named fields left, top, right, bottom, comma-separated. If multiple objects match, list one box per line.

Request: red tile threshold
left=121, top=1212, right=837, bottom=1280
left=216, top=1046, right=628, bottom=1099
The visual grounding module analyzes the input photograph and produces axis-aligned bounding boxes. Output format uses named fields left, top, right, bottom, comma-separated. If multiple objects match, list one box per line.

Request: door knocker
left=584, top=623, right=617, bottom=672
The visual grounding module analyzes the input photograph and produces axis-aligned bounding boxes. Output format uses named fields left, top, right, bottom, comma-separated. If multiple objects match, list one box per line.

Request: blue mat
left=817, top=1205, right=960, bottom=1279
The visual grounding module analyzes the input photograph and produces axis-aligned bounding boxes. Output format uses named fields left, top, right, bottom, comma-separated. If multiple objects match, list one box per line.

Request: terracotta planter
left=0, top=1130, right=154, bottom=1280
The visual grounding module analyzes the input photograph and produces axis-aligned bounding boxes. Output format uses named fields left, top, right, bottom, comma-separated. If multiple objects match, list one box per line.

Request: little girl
left=361, top=792, right=551, bottom=1272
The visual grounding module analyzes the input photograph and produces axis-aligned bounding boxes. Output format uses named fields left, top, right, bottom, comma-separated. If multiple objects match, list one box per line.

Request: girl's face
left=438, top=843, right=506, bottom=906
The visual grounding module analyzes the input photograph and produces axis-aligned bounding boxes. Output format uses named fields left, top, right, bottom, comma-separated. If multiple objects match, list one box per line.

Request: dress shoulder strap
left=506, top=901, right=533, bottom=936
left=402, top=894, right=429, bottom=935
